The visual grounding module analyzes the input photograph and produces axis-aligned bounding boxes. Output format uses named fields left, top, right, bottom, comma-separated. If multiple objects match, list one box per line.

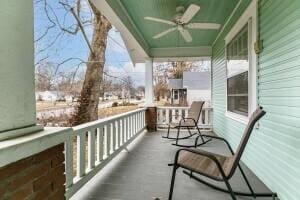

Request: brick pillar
left=0, top=144, right=66, bottom=200
left=145, top=107, right=157, bottom=132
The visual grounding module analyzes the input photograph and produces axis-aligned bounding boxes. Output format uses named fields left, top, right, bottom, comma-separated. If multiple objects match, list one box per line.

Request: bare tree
left=35, top=62, right=57, bottom=91
left=73, top=1, right=111, bottom=125
left=34, top=0, right=112, bottom=125
left=153, top=63, right=170, bottom=101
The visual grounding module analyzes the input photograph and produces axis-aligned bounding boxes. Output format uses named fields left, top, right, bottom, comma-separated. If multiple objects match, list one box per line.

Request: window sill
left=225, top=111, right=249, bottom=125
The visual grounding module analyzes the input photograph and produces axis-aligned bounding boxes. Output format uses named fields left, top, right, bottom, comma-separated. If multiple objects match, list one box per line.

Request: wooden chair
left=162, top=101, right=211, bottom=148
left=168, top=107, right=277, bottom=200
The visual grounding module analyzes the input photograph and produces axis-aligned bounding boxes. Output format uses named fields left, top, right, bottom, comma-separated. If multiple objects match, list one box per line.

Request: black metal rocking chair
left=168, top=107, right=278, bottom=200
left=162, top=101, right=211, bottom=148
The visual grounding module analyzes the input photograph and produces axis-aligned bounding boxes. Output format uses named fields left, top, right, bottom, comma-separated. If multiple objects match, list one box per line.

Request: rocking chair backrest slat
left=226, top=107, right=266, bottom=178
left=187, top=101, right=205, bottom=124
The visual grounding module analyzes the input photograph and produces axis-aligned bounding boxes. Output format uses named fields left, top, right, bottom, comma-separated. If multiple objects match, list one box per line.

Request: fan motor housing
left=174, top=6, right=185, bottom=24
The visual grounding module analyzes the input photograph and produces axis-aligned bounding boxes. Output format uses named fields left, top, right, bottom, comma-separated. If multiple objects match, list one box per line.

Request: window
left=224, top=1, right=257, bottom=123
left=226, top=25, right=249, bottom=117
left=174, top=90, right=178, bottom=100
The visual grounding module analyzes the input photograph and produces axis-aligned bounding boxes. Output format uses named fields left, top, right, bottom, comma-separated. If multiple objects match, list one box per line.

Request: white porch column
left=0, top=0, right=42, bottom=140
left=144, top=58, right=154, bottom=106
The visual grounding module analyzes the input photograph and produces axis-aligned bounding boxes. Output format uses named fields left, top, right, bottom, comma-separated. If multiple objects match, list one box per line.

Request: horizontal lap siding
left=212, top=0, right=300, bottom=200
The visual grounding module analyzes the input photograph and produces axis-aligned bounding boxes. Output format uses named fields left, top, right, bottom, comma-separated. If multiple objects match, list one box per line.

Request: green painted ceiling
left=107, top=0, right=239, bottom=55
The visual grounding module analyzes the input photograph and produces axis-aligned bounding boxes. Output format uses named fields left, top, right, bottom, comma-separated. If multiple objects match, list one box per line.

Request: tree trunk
left=72, top=2, right=111, bottom=125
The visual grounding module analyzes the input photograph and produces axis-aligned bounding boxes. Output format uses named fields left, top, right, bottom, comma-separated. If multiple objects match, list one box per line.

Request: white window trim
left=224, top=0, right=258, bottom=124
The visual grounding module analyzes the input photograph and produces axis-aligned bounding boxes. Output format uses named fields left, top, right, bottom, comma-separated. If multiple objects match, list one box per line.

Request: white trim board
left=153, top=56, right=211, bottom=62
left=91, top=0, right=149, bottom=63
left=0, top=127, right=71, bottom=167
left=212, top=0, right=244, bottom=46
left=224, top=0, right=258, bottom=124
left=225, top=0, right=258, bottom=44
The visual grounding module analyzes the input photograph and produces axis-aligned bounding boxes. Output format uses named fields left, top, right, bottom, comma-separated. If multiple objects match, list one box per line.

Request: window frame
left=173, top=90, right=179, bottom=100
left=224, top=1, right=258, bottom=124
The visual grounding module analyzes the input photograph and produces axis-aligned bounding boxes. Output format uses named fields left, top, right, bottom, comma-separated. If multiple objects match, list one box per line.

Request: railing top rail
left=73, top=107, right=146, bottom=134
left=157, top=106, right=212, bottom=110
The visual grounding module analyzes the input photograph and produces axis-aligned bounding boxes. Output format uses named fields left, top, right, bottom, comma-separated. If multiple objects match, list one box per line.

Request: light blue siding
left=212, top=0, right=300, bottom=200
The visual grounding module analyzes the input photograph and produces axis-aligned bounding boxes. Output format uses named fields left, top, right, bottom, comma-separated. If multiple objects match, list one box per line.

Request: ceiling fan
left=144, top=4, right=221, bottom=43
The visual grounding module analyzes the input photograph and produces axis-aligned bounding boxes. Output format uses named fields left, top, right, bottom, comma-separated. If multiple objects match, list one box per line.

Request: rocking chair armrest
left=181, top=117, right=198, bottom=125
left=201, top=134, right=234, bottom=155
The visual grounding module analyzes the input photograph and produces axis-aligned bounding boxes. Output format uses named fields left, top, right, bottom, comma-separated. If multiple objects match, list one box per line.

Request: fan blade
left=180, top=4, right=200, bottom=24
left=153, top=27, right=177, bottom=39
left=179, top=28, right=192, bottom=42
left=144, top=17, right=176, bottom=26
left=187, top=23, right=221, bottom=30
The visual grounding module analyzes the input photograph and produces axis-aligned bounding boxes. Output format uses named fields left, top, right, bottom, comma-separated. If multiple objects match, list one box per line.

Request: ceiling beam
left=150, top=46, right=212, bottom=58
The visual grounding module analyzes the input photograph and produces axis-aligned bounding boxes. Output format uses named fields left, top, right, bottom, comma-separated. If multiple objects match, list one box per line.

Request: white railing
left=65, top=108, right=146, bottom=198
left=156, top=106, right=213, bottom=131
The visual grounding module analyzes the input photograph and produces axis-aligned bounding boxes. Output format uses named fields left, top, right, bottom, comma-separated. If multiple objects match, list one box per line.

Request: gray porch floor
left=71, top=131, right=272, bottom=200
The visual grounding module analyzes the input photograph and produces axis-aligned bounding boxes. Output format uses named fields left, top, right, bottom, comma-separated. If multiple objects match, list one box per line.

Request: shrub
left=112, top=102, right=118, bottom=107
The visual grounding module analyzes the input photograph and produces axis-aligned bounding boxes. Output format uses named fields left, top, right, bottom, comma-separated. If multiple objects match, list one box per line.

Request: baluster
left=88, top=130, right=96, bottom=170
left=76, top=133, right=85, bottom=178
left=137, top=112, right=140, bottom=131
left=199, top=110, right=203, bottom=125
left=132, top=115, right=135, bottom=136
left=131, top=115, right=134, bottom=137
left=112, top=122, right=116, bottom=151
left=205, top=109, right=209, bottom=125
left=122, top=118, right=126, bottom=144
left=185, top=109, right=189, bottom=118
left=65, top=136, right=73, bottom=188
left=165, top=109, right=169, bottom=124
left=117, top=120, right=121, bottom=148
left=136, top=113, right=138, bottom=132
left=106, top=124, right=111, bottom=156
left=172, top=109, right=176, bottom=123
left=97, top=127, right=104, bottom=162
left=127, top=116, right=130, bottom=140
left=132, top=114, right=135, bottom=135
left=133, top=113, right=137, bottom=135
left=178, top=109, right=182, bottom=122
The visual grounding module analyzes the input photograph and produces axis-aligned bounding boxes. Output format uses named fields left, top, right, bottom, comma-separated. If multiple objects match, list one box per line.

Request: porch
left=0, top=0, right=299, bottom=200
left=70, top=130, right=272, bottom=200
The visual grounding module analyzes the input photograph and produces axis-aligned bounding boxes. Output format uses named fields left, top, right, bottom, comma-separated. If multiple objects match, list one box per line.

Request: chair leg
left=238, top=164, right=256, bottom=198
left=187, top=127, right=193, bottom=136
left=168, top=164, right=178, bottom=200
left=175, top=126, right=181, bottom=145
left=196, top=125, right=205, bottom=143
left=223, top=178, right=237, bottom=200
left=164, top=124, right=171, bottom=138
left=194, top=126, right=212, bottom=147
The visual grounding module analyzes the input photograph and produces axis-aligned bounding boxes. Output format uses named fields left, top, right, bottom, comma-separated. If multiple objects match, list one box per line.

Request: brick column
left=0, top=144, right=66, bottom=199
left=145, top=107, right=157, bottom=132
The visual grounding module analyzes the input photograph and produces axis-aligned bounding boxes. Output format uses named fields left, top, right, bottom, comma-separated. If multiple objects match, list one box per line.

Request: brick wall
left=0, top=144, right=65, bottom=200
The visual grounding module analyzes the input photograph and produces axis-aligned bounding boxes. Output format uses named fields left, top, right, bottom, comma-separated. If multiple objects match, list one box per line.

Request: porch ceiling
left=105, top=0, right=239, bottom=58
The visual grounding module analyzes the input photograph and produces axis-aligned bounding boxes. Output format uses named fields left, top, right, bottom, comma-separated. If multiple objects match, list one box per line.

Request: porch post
left=0, top=0, right=42, bottom=140
left=145, top=58, right=154, bottom=106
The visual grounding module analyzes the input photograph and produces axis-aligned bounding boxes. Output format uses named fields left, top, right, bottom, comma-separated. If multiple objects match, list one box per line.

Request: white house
left=35, top=91, right=59, bottom=102
left=168, top=71, right=211, bottom=106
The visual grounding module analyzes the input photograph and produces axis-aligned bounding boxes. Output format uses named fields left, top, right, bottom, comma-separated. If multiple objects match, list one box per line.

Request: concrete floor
left=71, top=131, right=273, bottom=200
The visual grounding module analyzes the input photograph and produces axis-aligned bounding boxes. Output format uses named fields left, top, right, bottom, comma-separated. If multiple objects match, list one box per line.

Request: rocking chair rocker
left=162, top=101, right=211, bottom=148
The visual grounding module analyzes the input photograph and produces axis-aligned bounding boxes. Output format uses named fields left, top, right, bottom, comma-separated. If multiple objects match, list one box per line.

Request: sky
left=33, top=0, right=145, bottom=87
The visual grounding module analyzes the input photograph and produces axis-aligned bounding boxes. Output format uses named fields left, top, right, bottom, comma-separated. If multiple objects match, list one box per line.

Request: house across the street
left=168, top=71, right=211, bottom=106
